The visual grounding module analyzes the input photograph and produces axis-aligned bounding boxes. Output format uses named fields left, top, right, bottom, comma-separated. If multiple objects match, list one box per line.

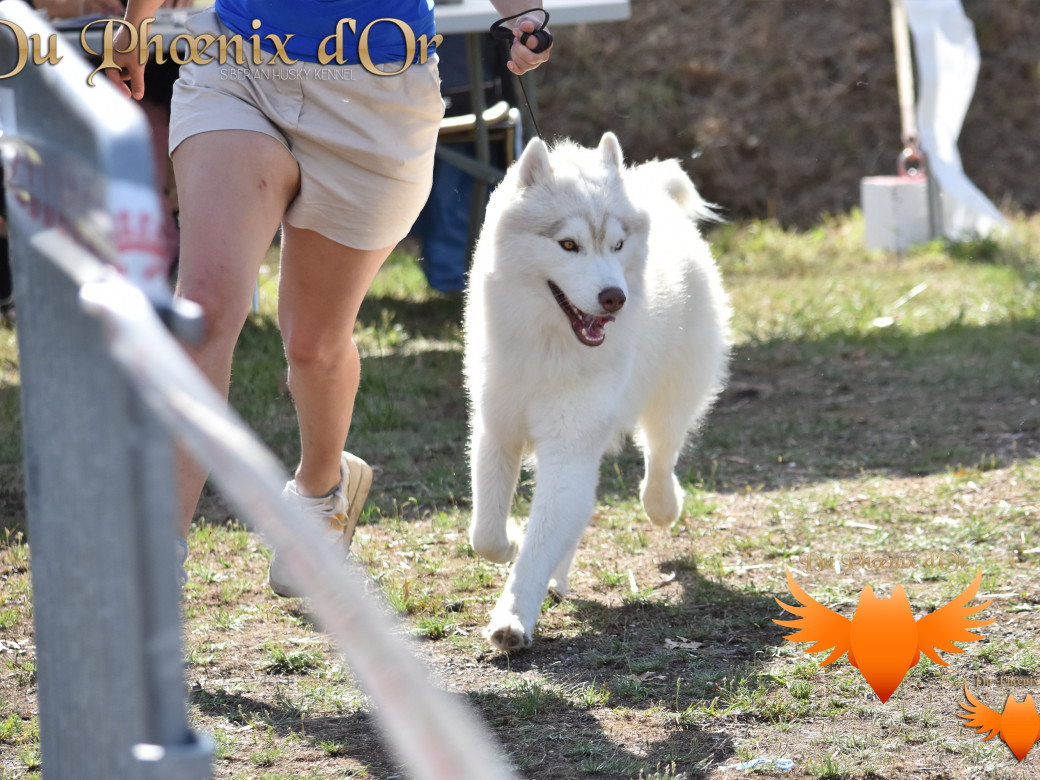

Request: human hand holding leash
left=104, top=0, right=166, bottom=99
left=490, top=6, right=552, bottom=75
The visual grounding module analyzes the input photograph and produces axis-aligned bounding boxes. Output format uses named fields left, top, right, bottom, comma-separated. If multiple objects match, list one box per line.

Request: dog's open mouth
left=547, top=280, right=615, bottom=347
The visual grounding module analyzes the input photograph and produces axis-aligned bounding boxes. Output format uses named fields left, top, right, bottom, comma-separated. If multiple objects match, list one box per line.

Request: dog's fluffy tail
left=626, top=158, right=721, bottom=224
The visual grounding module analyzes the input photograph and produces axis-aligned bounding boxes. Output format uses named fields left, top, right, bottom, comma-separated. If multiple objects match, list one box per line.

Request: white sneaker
left=268, top=451, right=373, bottom=598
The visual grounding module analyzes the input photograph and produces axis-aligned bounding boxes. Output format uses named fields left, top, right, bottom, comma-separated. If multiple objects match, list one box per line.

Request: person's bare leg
left=277, top=225, right=393, bottom=497
left=171, top=130, right=300, bottom=536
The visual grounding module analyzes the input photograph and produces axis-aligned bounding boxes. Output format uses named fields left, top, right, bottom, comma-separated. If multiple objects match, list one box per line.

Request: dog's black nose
left=599, top=287, right=626, bottom=313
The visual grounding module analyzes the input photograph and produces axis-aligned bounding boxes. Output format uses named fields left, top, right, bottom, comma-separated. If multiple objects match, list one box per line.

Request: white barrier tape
left=73, top=264, right=517, bottom=780
left=903, top=0, right=1007, bottom=241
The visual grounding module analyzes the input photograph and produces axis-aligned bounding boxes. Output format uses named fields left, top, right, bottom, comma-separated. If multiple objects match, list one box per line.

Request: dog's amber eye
left=558, top=239, right=579, bottom=252
left=613, top=240, right=624, bottom=251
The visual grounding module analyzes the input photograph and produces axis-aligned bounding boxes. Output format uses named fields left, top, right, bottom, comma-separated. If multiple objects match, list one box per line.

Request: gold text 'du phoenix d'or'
left=0, top=17, right=442, bottom=84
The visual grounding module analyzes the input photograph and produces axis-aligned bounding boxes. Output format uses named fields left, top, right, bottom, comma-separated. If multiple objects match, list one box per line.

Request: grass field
left=2, top=211, right=1039, bottom=779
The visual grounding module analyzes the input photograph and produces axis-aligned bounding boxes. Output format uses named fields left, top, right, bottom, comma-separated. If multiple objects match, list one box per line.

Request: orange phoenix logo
left=774, top=568, right=993, bottom=703
left=959, top=687, right=1040, bottom=761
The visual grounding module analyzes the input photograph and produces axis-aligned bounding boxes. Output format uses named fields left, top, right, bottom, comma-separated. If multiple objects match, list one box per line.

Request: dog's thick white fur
left=463, top=133, right=731, bottom=652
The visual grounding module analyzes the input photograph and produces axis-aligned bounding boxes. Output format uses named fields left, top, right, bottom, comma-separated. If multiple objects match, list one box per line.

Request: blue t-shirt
left=214, top=0, right=437, bottom=65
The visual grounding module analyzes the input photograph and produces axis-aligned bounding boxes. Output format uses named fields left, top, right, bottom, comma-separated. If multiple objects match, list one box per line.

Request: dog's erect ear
left=517, top=138, right=552, bottom=187
left=598, top=132, right=624, bottom=172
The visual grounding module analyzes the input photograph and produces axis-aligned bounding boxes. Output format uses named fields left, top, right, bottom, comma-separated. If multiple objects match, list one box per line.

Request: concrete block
left=861, top=175, right=932, bottom=252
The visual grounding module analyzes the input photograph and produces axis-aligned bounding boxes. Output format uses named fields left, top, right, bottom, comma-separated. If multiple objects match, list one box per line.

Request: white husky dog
left=463, top=133, right=730, bottom=652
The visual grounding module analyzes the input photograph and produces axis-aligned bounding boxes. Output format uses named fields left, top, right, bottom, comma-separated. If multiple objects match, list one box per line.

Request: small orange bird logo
left=773, top=568, right=993, bottom=703
left=959, top=686, right=1040, bottom=761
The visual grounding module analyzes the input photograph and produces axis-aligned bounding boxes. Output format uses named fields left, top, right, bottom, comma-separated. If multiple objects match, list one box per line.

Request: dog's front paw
left=484, top=614, right=531, bottom=653
left=472, top=536, right=519, bottom=564
left=470, top=518, right=523, bottom=563
left=640, top=472, right=684, bottom=528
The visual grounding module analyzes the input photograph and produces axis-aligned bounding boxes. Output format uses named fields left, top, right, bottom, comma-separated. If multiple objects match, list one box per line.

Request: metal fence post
left=1, top=4, right=520, bottom=777
left=0, top=2, right=211, bottom=778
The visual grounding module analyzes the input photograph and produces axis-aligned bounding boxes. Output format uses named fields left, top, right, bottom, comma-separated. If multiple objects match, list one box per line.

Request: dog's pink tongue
left=589, top=314, right=615, bottom=338
left=577, top=313, right=615, bottom=346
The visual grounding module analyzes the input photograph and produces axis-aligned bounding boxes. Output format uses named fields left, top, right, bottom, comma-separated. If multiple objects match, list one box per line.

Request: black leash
left=490, top=8, right=552, bottom=140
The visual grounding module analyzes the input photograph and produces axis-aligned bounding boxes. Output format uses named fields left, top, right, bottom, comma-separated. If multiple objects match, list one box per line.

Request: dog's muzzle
left=547, top=280, right=618, bottom=347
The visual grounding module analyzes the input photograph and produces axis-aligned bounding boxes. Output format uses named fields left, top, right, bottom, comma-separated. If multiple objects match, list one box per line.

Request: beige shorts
left=168, top=9, right=445, bottom=250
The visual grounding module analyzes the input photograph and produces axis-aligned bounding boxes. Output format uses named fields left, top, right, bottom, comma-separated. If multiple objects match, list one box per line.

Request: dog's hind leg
left=469, top=431, right=524, bottom=563
left=486, top=454, right=599, bottom=652
left=548, top=537, right=580, bottom=598
left=636, top=416, right=688, bottom=528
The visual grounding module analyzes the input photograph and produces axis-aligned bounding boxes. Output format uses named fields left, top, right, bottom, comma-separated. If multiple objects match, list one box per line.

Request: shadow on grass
left=3, top=291, right=1039, bottom=529
left=343, top=308, right=1040, bottom=514
left=192, top=676, right=734, bottom=778
left=0, top=380, right=24, bottom=536
left=190, top=684, right=403, bottom=777
left=687, top=318, right=1040, bottom=493
left=358, top=291, right=464, bottom=344
left=441, top=560, right=781, bottom=778
left=192, top=562, right=772, bottom=779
